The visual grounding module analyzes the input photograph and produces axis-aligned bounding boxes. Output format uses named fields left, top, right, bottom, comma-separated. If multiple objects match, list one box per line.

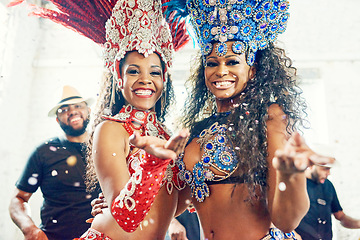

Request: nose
left=68, top=105, right=79, bottom=116
left=138, top=73, right=153, bottom=85
left=216, top=63, right=229, bottom=77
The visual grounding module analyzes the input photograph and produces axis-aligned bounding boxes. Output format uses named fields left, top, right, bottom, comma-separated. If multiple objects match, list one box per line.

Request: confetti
left=66, top=156, right=77, bottom=166
left=28, top=177, right=38, bottom=185
left=279, top=182, right=286, bottom=191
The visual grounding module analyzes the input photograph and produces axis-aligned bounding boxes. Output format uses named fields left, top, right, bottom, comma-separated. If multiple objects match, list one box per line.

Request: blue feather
left=163, top=0, right=189, bottom=20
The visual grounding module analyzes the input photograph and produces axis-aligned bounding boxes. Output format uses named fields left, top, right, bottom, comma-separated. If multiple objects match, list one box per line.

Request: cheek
left=154, top=78, right=164, bottom=91
left=204, top=69, right=212, bottom=87
left=204, top=68, right=212, bottom=80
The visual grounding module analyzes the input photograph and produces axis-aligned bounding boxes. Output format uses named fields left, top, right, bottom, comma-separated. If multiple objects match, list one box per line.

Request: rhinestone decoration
left=180, top=121, right=239, bottom=203
left=186, top=0, right=290, bottom=65
left=104, top=0, right=174, bottom=79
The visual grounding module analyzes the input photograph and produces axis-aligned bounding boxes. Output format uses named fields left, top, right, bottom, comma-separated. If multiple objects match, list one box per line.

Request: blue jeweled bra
left=179, top=119, right=239, bottom=202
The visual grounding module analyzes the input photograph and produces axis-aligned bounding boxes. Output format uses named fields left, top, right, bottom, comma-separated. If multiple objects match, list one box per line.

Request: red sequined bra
left=102, top=105, right=185, bottom=232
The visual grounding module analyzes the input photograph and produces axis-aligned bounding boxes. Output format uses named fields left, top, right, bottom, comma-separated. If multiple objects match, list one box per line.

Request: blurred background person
left=9, top=85, right=101, bottom=240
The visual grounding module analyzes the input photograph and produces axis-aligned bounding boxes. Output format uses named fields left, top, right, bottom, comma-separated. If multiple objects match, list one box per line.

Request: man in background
left=9, top=85, right=101, bottom=240
left=296, top=163, right=360, bottom=239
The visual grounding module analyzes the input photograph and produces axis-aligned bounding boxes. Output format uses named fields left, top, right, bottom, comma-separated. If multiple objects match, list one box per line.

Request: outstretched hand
left=273, top=132, right=335, bottom=173
left=129, top=129, right=190, bottom=160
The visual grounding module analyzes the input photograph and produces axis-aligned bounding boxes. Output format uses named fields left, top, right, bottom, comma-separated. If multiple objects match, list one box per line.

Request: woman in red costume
left=8, top=0, right=190, bottom=239
left=76, top=0, right=190, bottom=239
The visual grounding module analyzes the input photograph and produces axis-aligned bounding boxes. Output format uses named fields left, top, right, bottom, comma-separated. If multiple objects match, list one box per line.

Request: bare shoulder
left=93, top=120, right=129, bottom=151
left=95, top=120, right=128, bottom=138
left=267, top=103, right=286, bottom=121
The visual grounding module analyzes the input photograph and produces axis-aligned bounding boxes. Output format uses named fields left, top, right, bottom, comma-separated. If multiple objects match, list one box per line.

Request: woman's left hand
left=272, top=132, right=335, bottom=174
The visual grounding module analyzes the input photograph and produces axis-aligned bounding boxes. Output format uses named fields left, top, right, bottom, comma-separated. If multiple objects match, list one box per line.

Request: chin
left=134, top=103, right=155, bottom=111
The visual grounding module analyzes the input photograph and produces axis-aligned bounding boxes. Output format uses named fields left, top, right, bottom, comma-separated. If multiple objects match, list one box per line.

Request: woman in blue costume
left=163, top=0, right=335, bottom=239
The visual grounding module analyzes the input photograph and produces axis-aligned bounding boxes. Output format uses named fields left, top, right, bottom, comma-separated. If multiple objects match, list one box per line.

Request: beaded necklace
left=103, top=104, right=170, bottom=139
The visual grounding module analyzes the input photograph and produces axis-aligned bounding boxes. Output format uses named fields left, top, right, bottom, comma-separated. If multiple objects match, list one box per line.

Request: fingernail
left=129, top=133, right=135, bottom=141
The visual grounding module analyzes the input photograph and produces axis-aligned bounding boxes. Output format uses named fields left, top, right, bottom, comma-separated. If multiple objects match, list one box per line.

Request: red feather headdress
left=8, top=0, right=189, bottom=74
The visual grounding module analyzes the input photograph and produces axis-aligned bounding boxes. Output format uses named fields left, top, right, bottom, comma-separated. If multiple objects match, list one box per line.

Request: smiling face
left=56, top=102, right=90, bottom=136
left=119, top=51, right=164, bottom=111
left=204, top=41, right=255, bottom=112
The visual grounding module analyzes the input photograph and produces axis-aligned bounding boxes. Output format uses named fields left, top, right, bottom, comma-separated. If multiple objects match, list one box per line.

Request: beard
left=58, top=117, right=90, bottom=137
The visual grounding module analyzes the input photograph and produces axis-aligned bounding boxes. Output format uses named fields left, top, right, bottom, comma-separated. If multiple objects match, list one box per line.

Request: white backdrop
left=1, top=0, right=360, bottom=239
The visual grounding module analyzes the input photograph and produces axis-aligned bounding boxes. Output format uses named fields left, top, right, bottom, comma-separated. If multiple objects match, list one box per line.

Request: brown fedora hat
left=48, top=85, right=94, bottom=117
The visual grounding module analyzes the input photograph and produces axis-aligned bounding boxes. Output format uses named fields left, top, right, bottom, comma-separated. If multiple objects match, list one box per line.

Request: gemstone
left=206, top=143, right=213, bottom=150
left=233, top=13, right=241, bottom=21
left=197, top=189, right=202, bottom=198
left=264, top=2, right=270, bottom=11
left=271, top=24, right=278, bottom=32
left=255, top=12, right=262, bottom=21
left=243, top=26, right=250, bottom=34
left=234, top=43, right=242, bottom=52
left=204, top=156, right=211, bottom=163
left=221, top=154, right=231, bottom=163
left=270, top=12, right=277, bottom=21
left=259, top=22, right=267, bottom=31
left=280, top=2, right=287, bottom=11
left=245, top=6, right=252, bottom=16
left=218, top=44, right=225, bottom=53
left=281, top=15, right=288, bottom=23
left=197, top=169, right=202, bottom=178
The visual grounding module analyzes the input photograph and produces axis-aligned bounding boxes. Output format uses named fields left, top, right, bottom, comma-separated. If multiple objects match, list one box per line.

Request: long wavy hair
left=85, top=52, right=175, bottom=191
left=181, top=43, right=307, bottom=200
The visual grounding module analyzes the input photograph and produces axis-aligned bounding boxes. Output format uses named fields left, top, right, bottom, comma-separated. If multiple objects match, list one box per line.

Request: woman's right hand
left=129, top=128, right=190, bottom=160
left=90, top=192, right=108, bottom=217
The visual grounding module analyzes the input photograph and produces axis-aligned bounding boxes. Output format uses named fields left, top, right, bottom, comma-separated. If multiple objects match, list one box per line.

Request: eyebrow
left=128, top=64, right=162, bottom=69
left=207, top=54, right=241, bottom=60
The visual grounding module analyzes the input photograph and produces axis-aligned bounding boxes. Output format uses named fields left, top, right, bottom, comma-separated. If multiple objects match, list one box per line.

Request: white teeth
left=135, top=89, right=153, bottom=96
left=70, top=117, right=81, bottom=123
left=215, top=81, right=232, bottom=87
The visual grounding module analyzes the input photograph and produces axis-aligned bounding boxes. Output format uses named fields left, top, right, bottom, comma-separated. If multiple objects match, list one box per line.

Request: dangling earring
left=116, top=77, right=123, bottom=90
left=160, top=80, right=167, bottom=115
left=203, top=94, right=214, bottom=116
left=109, top=72, right=123, bottom=111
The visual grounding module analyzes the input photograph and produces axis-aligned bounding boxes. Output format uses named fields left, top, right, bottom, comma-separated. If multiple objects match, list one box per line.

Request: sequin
left=232, top=41, right=245, bottom=54
left=215, top=42, right=228, bottom=56
left=244, top=5, right=253, bottom=17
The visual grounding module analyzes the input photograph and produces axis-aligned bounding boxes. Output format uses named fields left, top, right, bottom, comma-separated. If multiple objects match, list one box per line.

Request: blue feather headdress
left=164, top=0, right=290, bottom=66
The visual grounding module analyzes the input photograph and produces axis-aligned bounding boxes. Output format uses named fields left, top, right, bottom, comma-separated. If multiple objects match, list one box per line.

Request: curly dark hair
left=85, top=52, right=175, bottom=192
left=181, top=43, right=308, bottom=200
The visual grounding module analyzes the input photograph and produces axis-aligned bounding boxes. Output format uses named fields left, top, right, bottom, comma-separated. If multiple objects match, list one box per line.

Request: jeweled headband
left=165, top=0, right=289, bottom=66
left=105, top=0, right=174, bottom=82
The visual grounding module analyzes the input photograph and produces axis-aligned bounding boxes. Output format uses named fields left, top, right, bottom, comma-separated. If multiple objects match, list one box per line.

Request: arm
left=266, top=104, right=334, bottom=232
left=9, top=188, right=48, bottom=240
left=334, top=211, right=360, bottom=229
left=94, top=121, right=165, bottom=232
left=94, top=122, right=188, bottom=232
